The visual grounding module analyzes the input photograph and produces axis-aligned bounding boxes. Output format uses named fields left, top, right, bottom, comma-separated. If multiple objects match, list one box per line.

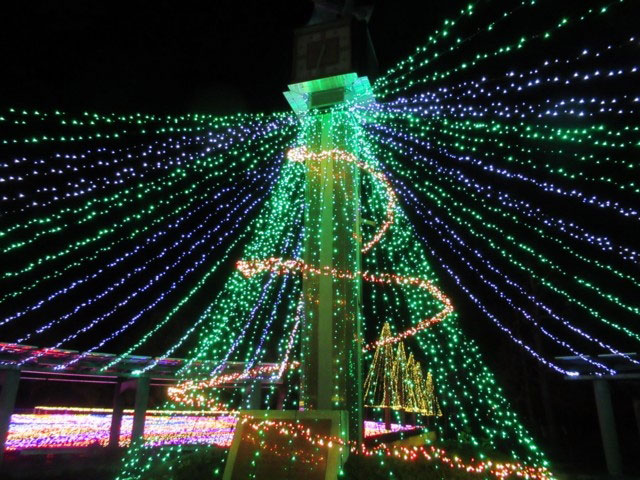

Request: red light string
left=167, top=361, right=300, bottom=408
left=238, top=416, right=552, bottom=480
left=286, top=146, right=397, bottom=253
left=236, top=257, right=453, bottom=351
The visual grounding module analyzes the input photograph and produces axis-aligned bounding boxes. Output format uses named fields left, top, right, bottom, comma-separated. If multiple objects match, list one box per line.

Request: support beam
left=243, top=381, right=262, bottom=410
left=593, top=379, right=622, bottom=476
left=409, top=412, right=418, bottom=427
left=109, top=378, right=125, bottom=449
left=276, top=384, right=286, bottom=410
left=633, top=398, right=640, bottom=446
left=0, top=368, right=20, bottom=461
left=131, top=375, right=150, bottom=443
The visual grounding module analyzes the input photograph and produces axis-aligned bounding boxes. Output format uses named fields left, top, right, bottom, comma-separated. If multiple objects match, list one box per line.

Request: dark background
left=1, top=0, right=640, bottom=476
left=0, top=0, right=461, bottom=114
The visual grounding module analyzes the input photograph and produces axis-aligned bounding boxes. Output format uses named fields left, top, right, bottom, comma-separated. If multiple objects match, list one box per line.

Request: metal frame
left=556, top=353, right=640, bottom=476
left=0, top=342, right=283, bottom=458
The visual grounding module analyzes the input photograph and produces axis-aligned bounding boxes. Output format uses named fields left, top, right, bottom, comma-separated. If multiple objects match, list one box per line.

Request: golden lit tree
left=364, top=322, right=442, bottom=425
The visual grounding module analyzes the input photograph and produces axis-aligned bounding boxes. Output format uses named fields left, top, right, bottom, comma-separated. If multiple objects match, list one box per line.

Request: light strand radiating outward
left=5, top=409, right=416, bottom=450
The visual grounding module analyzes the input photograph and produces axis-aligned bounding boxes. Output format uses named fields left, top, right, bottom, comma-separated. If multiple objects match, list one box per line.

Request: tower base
left=223, top=410, right=348, bottom=480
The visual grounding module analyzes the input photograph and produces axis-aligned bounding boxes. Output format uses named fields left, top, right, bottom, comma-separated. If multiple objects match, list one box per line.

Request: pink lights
left=6, top=411, right=237, bottom=451
left=5, top=408, right=415, bottom=452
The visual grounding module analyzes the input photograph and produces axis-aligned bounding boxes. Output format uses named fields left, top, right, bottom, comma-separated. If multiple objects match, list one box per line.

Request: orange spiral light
left=237, top=146, right=453, bottom=351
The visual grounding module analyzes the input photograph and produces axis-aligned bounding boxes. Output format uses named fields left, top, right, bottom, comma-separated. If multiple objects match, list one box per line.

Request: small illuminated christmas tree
left=364, top=322, right=442, bottom=429
left=405, top=355, right=441, bottom=417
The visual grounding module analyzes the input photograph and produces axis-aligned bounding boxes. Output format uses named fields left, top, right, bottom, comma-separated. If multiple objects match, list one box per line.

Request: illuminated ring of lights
left=237, top=146, right=454, bottom=351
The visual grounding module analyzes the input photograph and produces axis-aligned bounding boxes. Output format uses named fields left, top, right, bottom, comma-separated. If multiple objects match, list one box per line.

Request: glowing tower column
left=284, top=73, right=373, bottom=444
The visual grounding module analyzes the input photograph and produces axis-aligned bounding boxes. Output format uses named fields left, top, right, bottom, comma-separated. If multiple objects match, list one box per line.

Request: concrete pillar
left=276, top=384, right=286, bottom=410
left=409, top=412, right=417, bottom=427
left=593, top=379, right=622, bottom=476
left=0, top=368, right=20, bottom=461
left=131, top=376, right=150, bottom=443
left=384, top=407, right=391, bottom=431
left=109, top=378, right=125, bottom=449
left=285, top=75, right=370, bottom=446
left=243, top=381, right=262, bottom=410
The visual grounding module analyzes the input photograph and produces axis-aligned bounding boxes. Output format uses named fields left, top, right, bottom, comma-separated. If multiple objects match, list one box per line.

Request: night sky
left=0, top=1, right=471, bottom=114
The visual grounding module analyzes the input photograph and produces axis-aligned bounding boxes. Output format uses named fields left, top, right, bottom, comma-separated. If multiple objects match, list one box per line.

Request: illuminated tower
left=284, top=17, right=374, bottom=444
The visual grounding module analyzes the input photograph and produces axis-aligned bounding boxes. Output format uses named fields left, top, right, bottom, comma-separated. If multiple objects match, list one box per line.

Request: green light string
left=367, top=131, right=640, bottom=347
left=366, top=118, right=640, bottom=286
left=175, top=161, right=305, bottom=384
left=354, top=136, right=546, bottom=465
left=375, top=0, right=624, bottom=99
left=365, top=111, right=639, bottom=194
left=375, top=0, right=504, bottom=92
left=0, top=107, right=291, bottom=145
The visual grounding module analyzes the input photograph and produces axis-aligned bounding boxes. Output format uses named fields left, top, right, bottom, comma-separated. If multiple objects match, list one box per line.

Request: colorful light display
left=6, top=411, right=238, bottom=450
left=236, top=146, right=453, bottom=351
left=1, top=1, right=639, bottom=478
left=5, top=409, right=415, bottom=451
left=8, top=409, right=549, bottom=479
